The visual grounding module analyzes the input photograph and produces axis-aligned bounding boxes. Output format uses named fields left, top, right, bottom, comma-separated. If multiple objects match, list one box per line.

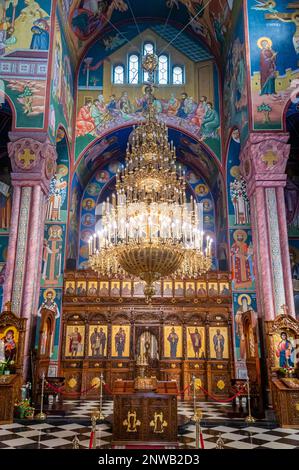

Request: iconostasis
left=58, top=302, right=233, bottom=401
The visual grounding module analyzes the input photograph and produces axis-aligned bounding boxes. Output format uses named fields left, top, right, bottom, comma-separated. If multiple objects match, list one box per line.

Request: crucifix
left=265, top=3, right=299, bottom=54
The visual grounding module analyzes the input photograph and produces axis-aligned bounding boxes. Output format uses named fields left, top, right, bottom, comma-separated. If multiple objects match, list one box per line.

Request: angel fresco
left=251, top=0, right=278, bottom=14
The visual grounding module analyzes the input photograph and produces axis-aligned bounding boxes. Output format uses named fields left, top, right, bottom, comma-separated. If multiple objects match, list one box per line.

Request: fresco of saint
left=231, top=230, right=253, bottom=290
left=258, top=37, right=277, bottom=95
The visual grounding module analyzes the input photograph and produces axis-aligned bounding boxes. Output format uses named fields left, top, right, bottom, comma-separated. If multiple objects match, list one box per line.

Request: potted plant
left=24, top=406, right=35, bottom=420
left=0, top=359, right=12, bottom=375
left=14, top=399, right=32, bottom=419
left=278, top=366, right=296, bottom=378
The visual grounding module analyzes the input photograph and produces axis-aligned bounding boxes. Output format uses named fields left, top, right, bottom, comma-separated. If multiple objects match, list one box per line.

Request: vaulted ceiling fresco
left=59, top=0, right=237, bottom=62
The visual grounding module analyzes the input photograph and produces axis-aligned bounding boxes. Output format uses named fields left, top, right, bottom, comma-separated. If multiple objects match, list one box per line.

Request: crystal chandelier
left=88, top=54, right=212, bottom=300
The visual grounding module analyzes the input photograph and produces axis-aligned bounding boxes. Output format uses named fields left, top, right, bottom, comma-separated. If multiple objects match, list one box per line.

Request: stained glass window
left=158, top=55, right=168, bottom=85
left=129, top=54, right=139, bottom=84
left=114, top=65, right=124, bottom=84
left=173, top=66, right=184, bottom=85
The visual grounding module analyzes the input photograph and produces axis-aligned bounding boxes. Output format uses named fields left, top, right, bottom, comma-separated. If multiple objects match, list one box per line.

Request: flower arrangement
left=14, top=399, right=35, bottom=419
left=0, top=359, right=14, bottom=375
left=278, top=366, right=296, bottom=378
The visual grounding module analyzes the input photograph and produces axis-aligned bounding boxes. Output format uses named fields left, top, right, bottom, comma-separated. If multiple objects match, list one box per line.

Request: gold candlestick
left=91, top=414, right=97, bottom=449
left=245, top=378, right=256, bottom=423
left=36, top=372, right=47, bottom=420
left=98, top=373, right=105, bottom=421
left=194, top=408, right=203, bottom=448
left=191, top=375, right=198, bottom=421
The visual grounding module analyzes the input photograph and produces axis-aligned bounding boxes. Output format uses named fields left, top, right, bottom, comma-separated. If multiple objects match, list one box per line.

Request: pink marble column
left=22, top=185, right=43, bottom=319
left=3, top=132, right=57, bottom=377
left=276, top=185, right=295, bottom=314
left=3, top=185, right=21, bottom=305
left=253, top=186, right=275, bottom=320
left=240, top=132, right=295, bottom=320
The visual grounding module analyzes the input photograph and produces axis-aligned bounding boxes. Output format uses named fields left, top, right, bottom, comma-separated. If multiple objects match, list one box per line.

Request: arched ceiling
left=68, top=0, right=235, bottom=65
left=74, top=125, right=221, bottom=190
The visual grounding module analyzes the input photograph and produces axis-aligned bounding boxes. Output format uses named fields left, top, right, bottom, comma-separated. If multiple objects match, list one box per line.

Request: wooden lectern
left=112, top=380, right=178, bottom=446
left=0, top=374, right=20, bottom=424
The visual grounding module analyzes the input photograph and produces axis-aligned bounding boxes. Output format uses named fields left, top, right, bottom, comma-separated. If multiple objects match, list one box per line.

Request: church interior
left=0, top=0, right=299, bottom=452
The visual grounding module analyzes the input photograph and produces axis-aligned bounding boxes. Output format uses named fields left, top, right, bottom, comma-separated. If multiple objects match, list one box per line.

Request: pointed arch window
left=172, top=65, right=184, bottom=85
left=113, top=64, right=124, bottom=84
left=158, top=54, right=168, bottom=85
left=128, top=54, right=139, bottom=84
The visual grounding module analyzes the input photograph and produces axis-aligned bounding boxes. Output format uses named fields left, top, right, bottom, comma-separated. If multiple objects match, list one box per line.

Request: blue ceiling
left=151, top=24, right=213, bottom=62
left=110, top=0, right=192, bottom=25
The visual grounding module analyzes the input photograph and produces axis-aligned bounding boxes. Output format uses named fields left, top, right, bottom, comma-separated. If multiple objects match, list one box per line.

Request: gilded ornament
left=91, top=377, right=101, bottom=388
left=16, top=148, right=36, bottom=170
left=216, top=379, right=225, bottom=390
left=123, top=411, right=141, bottom=432
left=261, top=150, right=278, bottom=168
left=68, top=377, right=77, bottom=389
left=150, top=411, right=168, bottom=433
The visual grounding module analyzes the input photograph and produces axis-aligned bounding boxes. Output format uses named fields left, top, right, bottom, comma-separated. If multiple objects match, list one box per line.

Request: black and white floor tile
left=0, top=400, right=298, bottom=449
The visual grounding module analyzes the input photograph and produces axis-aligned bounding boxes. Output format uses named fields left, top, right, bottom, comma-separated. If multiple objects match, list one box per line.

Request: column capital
left=8, top=132, right=57, bottom=194
left=240, top=132, right=290, bottom=192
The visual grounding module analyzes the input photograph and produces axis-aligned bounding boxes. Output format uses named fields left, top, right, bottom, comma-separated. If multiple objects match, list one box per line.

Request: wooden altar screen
left=58, top=271, right=233, bottom=401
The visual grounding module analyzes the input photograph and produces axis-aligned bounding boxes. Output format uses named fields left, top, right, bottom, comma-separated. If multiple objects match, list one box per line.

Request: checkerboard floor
left=0, top=400, right=298, bottom=449
left=50, top=398, right=248, bottom=420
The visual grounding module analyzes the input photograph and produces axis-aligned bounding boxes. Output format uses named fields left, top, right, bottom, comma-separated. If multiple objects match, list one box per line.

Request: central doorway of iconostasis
left=136, top=327, right=160, bottom=376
